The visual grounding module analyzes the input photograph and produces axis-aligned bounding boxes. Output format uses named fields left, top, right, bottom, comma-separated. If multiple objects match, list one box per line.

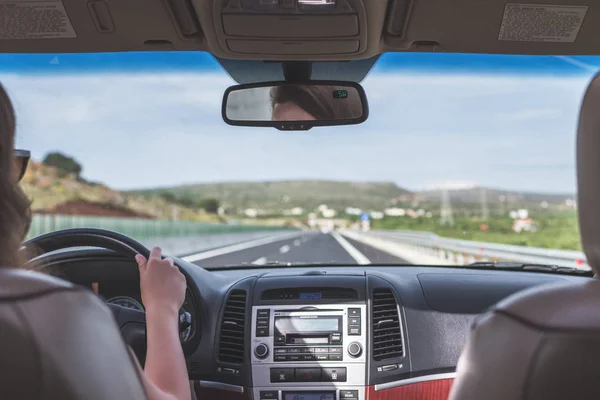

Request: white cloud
left=425, top=181, right=478, bottom=190
left=0, top=69, right=593, bottom=193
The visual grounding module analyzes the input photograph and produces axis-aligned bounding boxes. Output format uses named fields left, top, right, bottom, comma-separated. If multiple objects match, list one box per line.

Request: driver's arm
left=135, top=247, right=192, bottom=400
left=129, top=347, right=196, bottom=400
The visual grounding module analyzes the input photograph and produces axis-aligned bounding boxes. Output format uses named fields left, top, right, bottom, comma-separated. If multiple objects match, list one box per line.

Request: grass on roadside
left=371, top=213, right=581, bottom=251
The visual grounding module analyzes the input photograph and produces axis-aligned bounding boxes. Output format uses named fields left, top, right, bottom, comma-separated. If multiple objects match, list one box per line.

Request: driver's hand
left=135, top=247, right=186, bottom=315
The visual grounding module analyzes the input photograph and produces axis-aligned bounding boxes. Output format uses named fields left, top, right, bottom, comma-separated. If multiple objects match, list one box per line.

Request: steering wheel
left=20, top=228, right=179, bottom=366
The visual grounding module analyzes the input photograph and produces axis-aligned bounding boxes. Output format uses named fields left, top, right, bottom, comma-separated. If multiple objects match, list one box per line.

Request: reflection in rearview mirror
left=222, top=81, right=368, bottom=130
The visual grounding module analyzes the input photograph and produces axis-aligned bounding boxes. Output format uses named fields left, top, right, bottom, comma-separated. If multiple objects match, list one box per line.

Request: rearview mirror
left=222, top=81, right=368, bottom=130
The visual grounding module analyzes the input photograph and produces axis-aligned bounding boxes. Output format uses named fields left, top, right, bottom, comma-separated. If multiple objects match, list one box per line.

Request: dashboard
left=47, top=250, right=592, bottom=400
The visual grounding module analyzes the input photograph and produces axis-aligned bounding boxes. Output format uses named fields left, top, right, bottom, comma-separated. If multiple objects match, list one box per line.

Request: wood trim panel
left=367, top=378, right=454, bottom=400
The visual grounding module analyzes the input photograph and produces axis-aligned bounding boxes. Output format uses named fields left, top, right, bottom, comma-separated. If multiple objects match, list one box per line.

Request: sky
left=1, top=52, right=599, bottom=194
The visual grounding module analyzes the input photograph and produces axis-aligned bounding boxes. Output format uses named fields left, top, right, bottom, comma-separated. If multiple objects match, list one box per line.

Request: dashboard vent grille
left=372, top=288, right=403, bottom=360
left=218, top=289, right=247, bottom=363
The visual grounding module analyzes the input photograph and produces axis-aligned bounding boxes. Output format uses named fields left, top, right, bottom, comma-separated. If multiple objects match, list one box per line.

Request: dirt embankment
left=38, top=200, right=154, bottom=219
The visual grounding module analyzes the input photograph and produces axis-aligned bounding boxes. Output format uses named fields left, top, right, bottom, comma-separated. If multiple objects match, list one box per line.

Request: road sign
left=360, top=212, right=371, bottom=221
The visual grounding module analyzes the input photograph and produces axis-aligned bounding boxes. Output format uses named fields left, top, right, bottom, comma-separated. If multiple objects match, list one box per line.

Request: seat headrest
left=0, top=267, right=147, bottom=399
left=577, top=71, right=600, bottom=275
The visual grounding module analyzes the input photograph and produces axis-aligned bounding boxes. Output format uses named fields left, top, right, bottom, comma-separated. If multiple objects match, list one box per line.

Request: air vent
left=218, top=290, right=247, bottom=363
left=372, top=289, right=403, bottom=360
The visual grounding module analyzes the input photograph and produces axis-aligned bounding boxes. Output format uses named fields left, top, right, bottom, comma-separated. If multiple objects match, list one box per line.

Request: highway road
left=183, top=231, right=408, bottom=268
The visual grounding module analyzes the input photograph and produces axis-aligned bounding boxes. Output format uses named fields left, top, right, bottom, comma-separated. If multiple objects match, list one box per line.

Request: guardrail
left=345, top=229, right=590, bottom=270
left=27, top=214, right=295, bottom=239
left=26, top=214, right=298, bottom=256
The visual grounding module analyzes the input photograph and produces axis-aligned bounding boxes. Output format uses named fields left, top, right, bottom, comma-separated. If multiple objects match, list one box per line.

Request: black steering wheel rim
left=21, top=227, right=152, bottom=263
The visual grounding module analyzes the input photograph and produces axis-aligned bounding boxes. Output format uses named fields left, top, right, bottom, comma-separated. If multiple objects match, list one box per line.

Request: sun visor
left=0, top=0, right=204, bottom=53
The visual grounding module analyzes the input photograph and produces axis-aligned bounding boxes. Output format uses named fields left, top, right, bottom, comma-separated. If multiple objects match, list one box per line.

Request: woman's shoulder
left=0, top=267, right=77, bottom=299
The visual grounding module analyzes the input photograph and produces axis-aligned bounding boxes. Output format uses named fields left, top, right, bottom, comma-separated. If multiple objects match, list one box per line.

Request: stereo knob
left=348, top=342, right=362, bottom=358
left=254, top=343, right=269, bottom=359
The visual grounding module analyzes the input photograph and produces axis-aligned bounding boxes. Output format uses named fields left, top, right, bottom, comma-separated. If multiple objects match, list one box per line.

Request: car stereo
left=254, top=307, right=363, bottom=363
left=251, top=304, right=367, bottom=400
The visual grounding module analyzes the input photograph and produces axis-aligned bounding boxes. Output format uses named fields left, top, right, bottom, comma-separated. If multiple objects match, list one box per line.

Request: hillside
left=132, top=180, right=575, bottom=214
left=21, top=161, right=221, bottom=222
left=132, top=180, right=411, bottom=211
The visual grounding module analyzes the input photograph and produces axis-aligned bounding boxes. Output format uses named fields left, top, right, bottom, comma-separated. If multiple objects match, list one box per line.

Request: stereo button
left=322, top=367, right=347, bottom=382
left=256, top=328, right=269, bottom=337
left=348, top=308, right=361, bottom=317
left=260, top=391, right=278, bottom=400
left=340, top=391, right=358, bottom=399
left=348, top=325, right=360, bottom=335
left=270, top=368, right=294, bottom=382
left=295, top=368, right=322, bottom=382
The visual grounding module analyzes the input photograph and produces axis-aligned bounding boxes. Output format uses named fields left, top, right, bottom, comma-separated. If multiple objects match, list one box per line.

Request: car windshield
left=6, top=52, right=595, bottom=270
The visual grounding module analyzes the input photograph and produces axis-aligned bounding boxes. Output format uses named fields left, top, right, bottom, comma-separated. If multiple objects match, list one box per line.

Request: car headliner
left=0, top=0, right=597, bottom=82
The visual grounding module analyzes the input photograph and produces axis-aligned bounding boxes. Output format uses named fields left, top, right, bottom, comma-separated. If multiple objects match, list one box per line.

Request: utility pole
left=440, top=189, right=454, bottom=226
left=480, top=187, right=489, bottom=220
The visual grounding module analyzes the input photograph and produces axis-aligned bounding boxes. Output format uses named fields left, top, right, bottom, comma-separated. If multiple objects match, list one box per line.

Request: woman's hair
left=0, top=84, right=31, bottom=267
left=270, top=85, right=362, bottom=120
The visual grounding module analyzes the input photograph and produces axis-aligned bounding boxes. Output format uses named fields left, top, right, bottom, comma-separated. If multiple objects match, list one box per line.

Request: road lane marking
left=330, top=231, right=370, bottom=265
left=340, top=230, right=451, bottom=265
left=182, top=232, right=304, bottom=263
left=252, top=257, right=267, bottom=265
left=293, top=239, right=301, bottom=246
left=279, top=245, right=291, bottom=254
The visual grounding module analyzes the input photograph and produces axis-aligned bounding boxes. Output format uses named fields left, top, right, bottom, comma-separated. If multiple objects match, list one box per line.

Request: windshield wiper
left=466, top=261, right=591, bottom=275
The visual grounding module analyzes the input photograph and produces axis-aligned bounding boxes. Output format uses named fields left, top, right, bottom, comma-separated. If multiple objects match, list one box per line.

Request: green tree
left=176, top=196, right=196, bottom=208
left=160, top=191, right=177, bottom=203
left=200, top=198, right=220, bottom=214
left=43, top=152, right=82, bottom=178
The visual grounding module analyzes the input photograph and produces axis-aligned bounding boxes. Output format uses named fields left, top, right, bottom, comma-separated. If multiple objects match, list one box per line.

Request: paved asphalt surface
left=190, top=232, right=408, bottom=269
